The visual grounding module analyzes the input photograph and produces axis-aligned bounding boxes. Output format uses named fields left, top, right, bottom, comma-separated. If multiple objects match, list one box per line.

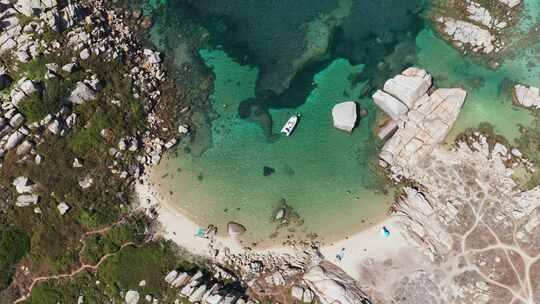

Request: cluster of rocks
left=369, top=132, right=540, bottom=303
left=1, top=0, right=83, bottom=60
left=434, top=0, right=522, bottom=55
left=0, top=0, right=190, bottom=197
left=303, top=263, right=370, bottom=304
left=513, top=83, right=540, bottom=109
left=11, top=175, right=71, bottom=215
left=360, top=72, right=540, bottom=303
left=0, top=75, right=87, bottom=164
left=124, top=268, right=256, bottom=304
left=373, top=67, right=467, bottom=178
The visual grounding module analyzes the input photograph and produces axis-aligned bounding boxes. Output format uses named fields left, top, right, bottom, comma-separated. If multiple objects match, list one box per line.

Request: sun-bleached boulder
left=125, top=290, right=140, bottom=304
left=332, top=101, right=357, bottom=133
left=227, top=221, right=246, bottom=237
left=303, top=263, right=370, bottom=304
left=514, top=84, right=540, bottom=109
left=383, top=67, right=432, bottom=108
left=373, top=90, right=408, bottom=120
left=373, top=68, right=467, bottom=177
left=498, top=0, right=521, bottom=8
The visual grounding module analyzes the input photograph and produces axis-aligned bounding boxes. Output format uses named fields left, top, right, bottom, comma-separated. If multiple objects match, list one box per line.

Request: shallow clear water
left=144, top=0, right=540, bottom=244
left=153, top=51, right=392, bottom=245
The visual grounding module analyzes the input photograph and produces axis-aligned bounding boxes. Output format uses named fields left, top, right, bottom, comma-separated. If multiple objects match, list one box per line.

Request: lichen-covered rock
left=67, top=82, right=96, bottom=104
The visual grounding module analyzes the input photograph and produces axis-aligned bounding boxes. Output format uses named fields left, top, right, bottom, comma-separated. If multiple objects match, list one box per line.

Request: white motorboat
left=280, top=115, right=299, bottom=136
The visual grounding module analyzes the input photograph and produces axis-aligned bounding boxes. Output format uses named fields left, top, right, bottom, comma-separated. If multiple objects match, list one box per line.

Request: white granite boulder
left=331, top=101, right=357, bottom=133
left=382, top=67, right=432, bottom=107
left=373, top=90, right=408, bottom=120
left=164, top=270, right=178, bottom=284
left=514, top=84, right=540, bottom=109
left=498, top=0, right=521, bottom=8
left=13, top=176, right=35, bottom=194
left=227, top=221, right=246, bottom=237
left=15, top=0, right=42, bottom=17
left=57, top=202, right=70, bottom=215
left=67, top=82, right=96, bottom=104
left=125, top=290, right=140, bottom=304
left=303, top=264, right=370, bottom=304
left=16, top=194, right=39, bottom=207
left=11, top=79, right=39, bottom=106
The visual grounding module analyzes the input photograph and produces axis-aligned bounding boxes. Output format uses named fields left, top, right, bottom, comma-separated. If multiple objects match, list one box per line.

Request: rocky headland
left=431, top=0, right=523, bottom=57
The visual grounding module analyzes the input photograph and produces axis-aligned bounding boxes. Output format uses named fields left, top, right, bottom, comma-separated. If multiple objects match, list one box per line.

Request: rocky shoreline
left=1, top=0, right=540, bottom=303
left=431, top=0, right=523, bottom=59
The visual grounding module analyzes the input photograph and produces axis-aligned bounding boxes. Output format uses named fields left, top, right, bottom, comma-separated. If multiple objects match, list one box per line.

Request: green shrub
left=17, top=78, right=72, bottom=123
left=0, top=229, right=30, bottom=289
left=97, top=243, right=178, bottom=298
left=81, top=216, right=148, bottom=265
left=69, top=107, right=112, bottom=156
left=27, top=272, right=110, bottom=304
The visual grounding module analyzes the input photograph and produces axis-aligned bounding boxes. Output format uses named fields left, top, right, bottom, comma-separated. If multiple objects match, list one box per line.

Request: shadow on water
left=140, top=0, right=429, bottom=144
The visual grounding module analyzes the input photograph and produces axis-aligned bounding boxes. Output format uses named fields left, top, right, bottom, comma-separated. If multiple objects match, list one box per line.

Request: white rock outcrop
left=125, top=290, right=140, bottom=304
left=331, top=101, right=357, bottom=133
left=374, top=68, right=467, bottom=177
left=383, top=68, right=432, bottom=108
left=498, top=0, right=521, bottom=7
left=68, top=82, right=96, bottom=104
left=514, top=84, right=540, bottom=109
left=13, top=176, right=35, bottom=194
left=372, top=90, right=408, bottom=120
left=57, top=202, right=70, bottom=215
left=16, top=194, right=39, bottom=207
left=437, top=17, right=495, bottom=54
left=303, top=263, right=369, bottom=304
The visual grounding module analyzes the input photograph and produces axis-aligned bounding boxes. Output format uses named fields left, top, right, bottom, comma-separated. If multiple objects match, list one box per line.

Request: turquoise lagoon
left=147, top=0, right=540, bottom=245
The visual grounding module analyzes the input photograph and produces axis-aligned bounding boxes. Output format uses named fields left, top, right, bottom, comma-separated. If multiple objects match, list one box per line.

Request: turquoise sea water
left=153, top=50, right=391, bottom=245
left=145, top=0, right=540, bottom=244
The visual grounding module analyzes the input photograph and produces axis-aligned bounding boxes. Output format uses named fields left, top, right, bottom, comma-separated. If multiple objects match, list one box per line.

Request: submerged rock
left=227, top=221, right=246, bottom=237
left=263, top=166, right=275, bottom=176
left=331, top=101, right=357, bottom=133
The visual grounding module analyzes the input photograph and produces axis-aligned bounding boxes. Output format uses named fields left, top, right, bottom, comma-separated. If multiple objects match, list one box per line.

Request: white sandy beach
left=136, top=177, right=247, bottom=257
left=136, top=172, right=413, bottom=280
